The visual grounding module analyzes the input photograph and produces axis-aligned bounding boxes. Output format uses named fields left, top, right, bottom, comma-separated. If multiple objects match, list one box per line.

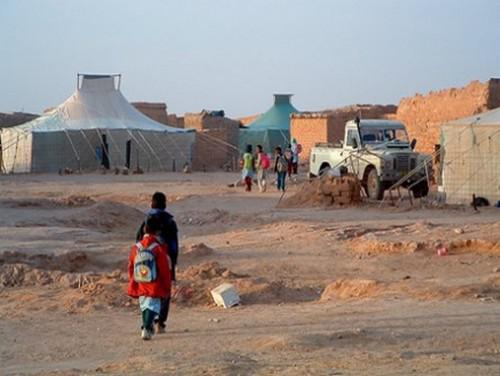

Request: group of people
left=128, top=192, right=179, bottom=340
left=240, top=138, right=301, bottom=193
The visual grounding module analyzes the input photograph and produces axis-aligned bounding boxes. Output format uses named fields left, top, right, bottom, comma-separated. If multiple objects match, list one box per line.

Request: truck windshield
left=360, top=128, right=409, bottom=144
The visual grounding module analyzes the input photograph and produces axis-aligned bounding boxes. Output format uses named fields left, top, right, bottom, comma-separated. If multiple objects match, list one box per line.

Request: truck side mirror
left=410, top=138, right=417, bottom=150
left=352, top=138, right=358, bottom=149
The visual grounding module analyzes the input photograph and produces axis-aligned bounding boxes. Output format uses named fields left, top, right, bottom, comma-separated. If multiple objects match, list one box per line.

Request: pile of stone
left=279, top=174, right=362, bottom=208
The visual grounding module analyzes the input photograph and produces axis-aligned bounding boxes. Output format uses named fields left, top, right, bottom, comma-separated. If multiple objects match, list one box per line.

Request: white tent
left=440, top=107, right=500, bottom=204
left=0, top=74, right=194, bottom=173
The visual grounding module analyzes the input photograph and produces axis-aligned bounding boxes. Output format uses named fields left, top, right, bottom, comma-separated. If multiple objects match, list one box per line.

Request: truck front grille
left=396, top=155, right=410, bottom=171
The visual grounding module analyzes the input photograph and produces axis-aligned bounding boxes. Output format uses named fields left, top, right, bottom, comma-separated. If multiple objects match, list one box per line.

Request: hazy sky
left=1, top=0, right=499, bottom=117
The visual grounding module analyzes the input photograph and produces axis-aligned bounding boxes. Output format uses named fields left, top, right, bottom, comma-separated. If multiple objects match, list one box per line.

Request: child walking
left=136, top=192, right=178, bottom=333
left=274, top=146, right=288, bottom=192
left=128, top=216, right=172, bottom=340
left=255, top=144, right=270, bottom=193
left=241, top=144, right=255, bottom=192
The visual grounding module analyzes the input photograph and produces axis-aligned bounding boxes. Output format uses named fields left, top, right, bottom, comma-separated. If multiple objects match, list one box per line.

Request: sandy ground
left=0, top=172, right=499, bottom=375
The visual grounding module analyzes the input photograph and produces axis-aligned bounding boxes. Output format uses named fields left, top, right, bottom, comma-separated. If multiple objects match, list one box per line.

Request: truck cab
left=309, top=119, right=432, bottom=200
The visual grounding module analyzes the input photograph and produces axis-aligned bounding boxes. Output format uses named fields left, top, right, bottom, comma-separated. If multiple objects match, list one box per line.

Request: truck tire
left=411, top=180, right=429, bottom=198
left=366, top=168, right=384, bottom=200
left=319, top=163, right=331, bottom=176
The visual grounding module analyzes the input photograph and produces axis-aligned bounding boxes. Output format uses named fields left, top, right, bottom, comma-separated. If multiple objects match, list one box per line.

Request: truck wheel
left=319, top=163, right=331, bottom=176
left=366, top=168, right=384, bottom=200
left=411, top=181, right=429, bottom=198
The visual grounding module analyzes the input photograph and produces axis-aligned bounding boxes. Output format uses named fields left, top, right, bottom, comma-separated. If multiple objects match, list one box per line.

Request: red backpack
left=261, top=153, right=271, bottom=169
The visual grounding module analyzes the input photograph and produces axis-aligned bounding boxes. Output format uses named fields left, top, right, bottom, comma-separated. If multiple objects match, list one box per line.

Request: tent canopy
left=12, top=74, right=190, bottom=134
left=445, top=106, right=500, bottom=127
left=246, top=94, right=298, bottom=131
left=240, top=94, right=298, bottom=153
left=1, top=74, right=194, bottom=173
left=440, top=107, right=500, bottom=205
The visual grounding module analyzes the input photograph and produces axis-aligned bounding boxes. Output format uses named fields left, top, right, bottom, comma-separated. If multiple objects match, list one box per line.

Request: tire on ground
left=366, top=168, right=384, bottom=200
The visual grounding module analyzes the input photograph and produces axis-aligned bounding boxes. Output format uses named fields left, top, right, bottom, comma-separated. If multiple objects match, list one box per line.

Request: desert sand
left=1, top=172, right=499, bottom=375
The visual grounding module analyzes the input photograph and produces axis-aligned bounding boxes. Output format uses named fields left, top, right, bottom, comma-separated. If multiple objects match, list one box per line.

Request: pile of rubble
left=280, top=174, right=362, bottom=208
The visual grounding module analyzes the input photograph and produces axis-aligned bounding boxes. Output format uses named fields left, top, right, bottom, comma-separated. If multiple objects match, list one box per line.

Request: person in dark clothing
left=136, top=192, right=179, bottom=280
left=136, top=192, right=179, bottom=334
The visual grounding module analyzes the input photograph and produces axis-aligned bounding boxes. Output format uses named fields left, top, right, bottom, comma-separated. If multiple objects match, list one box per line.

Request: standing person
left=241, top=144, right=255, bottom=192
left=274, top=146, right=288, bottom=192
left=255, top=144, right=270, bottom=193
left=291, top=138, right=300, bottom=175
left=136, top=192, right=178, bottom=334
left=136, top=192, right=179, bottom=282
left=284, top=144, right=293, bottom=178
left=128, top=216, right=172, bottom=340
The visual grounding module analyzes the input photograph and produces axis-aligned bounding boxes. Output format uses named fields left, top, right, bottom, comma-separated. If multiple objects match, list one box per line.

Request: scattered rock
left=182, top=243, right=215, bottom=258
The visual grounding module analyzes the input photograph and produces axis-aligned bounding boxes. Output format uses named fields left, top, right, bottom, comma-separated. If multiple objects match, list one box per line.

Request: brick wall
left=166, top=114, right=184, bottom=128
left=396, top=78, right=500, bottom=154
left=238, top=114, right=260, bottom=125
left=0, top=112, right=39, bottom=128
left=192, top=127, right=239, bottom=171
left=187, top=111, right=240, bottom=171
left=291, top=104, right=397, bottom=162
left=132, top=102, right=170, bottom=125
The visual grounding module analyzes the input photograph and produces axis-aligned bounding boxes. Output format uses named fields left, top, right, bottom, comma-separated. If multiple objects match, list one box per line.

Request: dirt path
left=0, top=172, right=499, bottom=375
left=1, top=300, right=499, bottom=375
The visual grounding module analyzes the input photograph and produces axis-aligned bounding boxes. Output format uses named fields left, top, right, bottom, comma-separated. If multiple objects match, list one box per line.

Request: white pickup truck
left=309, top=119, right=432, bottom=200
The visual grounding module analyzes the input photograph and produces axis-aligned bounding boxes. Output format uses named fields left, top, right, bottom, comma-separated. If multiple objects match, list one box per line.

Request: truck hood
left=365, top=142, right=411, bottom=153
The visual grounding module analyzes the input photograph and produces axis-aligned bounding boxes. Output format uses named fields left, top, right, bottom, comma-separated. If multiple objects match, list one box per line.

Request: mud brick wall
left=192, top=127, right=239, bottom=171
left=238, top=114, right=260, bottom=125
left=291, top=105, right=397, bottom=162
left=396, top=79, right=500, bottom=154
left=184, top=112, right=240, bottom=131
left=166, top=114, right=184, bottom=128
left=187, top=112, right=240, bottom=171
left=0, top=112, right=39, bottom=128
left=132, top=102, right=170, bottom=125
left=290, top=115, right=335, bottom=162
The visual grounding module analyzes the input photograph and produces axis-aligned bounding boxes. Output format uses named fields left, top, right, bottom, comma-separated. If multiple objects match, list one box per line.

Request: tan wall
left=166, top=114, right=184, bottom=128
left=132, top=102, right=170, bottom=126
left=184, top=112, right=239, bottom=131
left=291, top=104, right=397, bottom=162
left=238, top=114, right=260, bottom=125
left=187, top=112, right=240, bottom=171
left=290, top=117, right=330, bottom=162
left=192, top=127, right=239, bottom=171
left=0, top=112, right=39, bottom=128
left=396, top=79, right=500, bottom=154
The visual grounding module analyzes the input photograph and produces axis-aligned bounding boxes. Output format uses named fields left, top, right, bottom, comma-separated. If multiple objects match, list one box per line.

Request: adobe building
left=291, top=104, right=397, bottom=162
left=186, top=110, right=240, bottom=171
left=132, top=102, right=170, bottom=126
left=396, top=78, right=500, bottom=155
left=0, top=112, right=39, bottom=128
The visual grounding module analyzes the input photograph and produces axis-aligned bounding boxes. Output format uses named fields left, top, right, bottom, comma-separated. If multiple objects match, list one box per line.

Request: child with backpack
left=255, top=144, right=270, bottom=193
left=136, top=192, right=179, bottom=334
left=274, top=146, right=288, bottom=192
left=128, top=216, right=172, bottom=340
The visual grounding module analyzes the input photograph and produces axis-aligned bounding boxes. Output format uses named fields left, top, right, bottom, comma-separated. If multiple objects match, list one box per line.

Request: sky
left=1, top=0, right=499, bottom=118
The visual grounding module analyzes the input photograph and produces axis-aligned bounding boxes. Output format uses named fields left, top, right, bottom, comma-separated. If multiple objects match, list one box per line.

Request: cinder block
left=211, top=283, right=240, bottom=308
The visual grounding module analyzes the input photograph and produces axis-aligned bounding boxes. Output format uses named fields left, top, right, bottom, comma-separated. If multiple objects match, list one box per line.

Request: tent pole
left=78, top=129, right=100, bottom=169
left=103, top=129, right=123, bottom=168
left=125, top=129, right=152, bottom=172
left=137, top=130, right=165, bottom=171
left=63, top=130, right=81, bottom=171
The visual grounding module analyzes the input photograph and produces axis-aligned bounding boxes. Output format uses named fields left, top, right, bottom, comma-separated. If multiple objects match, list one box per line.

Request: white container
left=210, top=283, right=240, bottom=308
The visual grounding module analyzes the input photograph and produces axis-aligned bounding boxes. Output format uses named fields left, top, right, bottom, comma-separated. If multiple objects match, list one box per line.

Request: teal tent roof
left=246, top=94, right=298, bottom=131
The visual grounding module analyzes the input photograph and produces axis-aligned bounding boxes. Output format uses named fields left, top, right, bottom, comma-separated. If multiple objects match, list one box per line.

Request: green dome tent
left=239, top=94, right=298, bottom=153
